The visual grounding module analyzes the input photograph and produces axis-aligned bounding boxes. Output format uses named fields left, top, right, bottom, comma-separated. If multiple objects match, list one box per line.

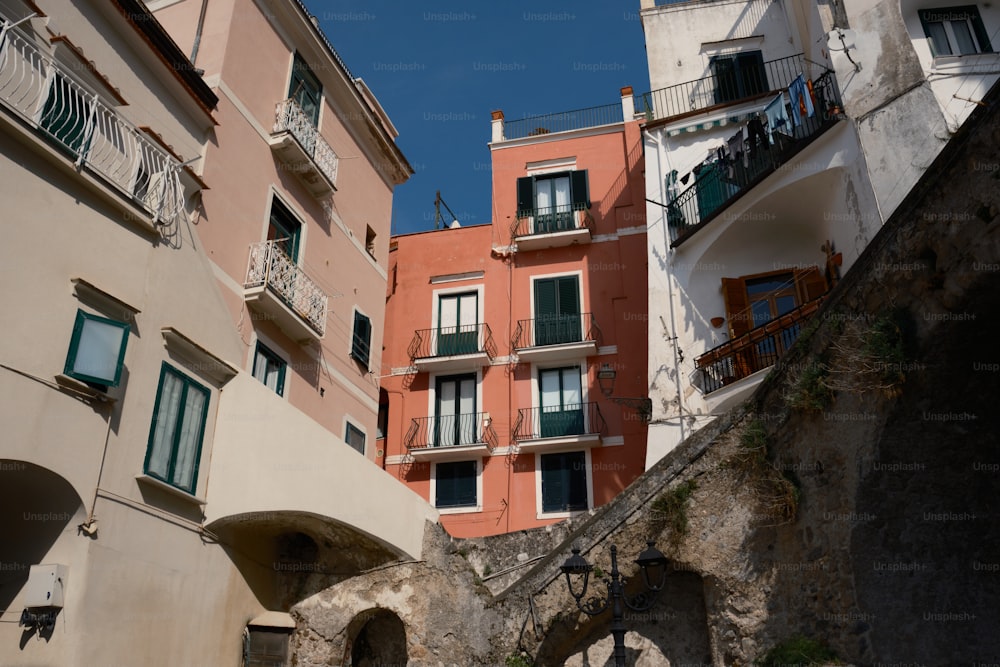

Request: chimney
left=491, top=110, right=505, bottom=143
left=620, top=86, right=635, bottom=121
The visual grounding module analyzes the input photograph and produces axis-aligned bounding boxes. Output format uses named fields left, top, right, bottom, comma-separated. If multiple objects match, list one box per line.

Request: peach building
left=380, top=91, right=649, bottom=538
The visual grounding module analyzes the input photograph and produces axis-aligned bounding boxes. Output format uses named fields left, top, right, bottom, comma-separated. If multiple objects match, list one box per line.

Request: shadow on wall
left=0, top=461, right=84, bottom=640
left=535, top=569, right=712, bottom=666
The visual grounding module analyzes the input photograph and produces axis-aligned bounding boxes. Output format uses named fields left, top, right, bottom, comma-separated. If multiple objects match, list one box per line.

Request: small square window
left=345, top=422, right=366, bottom=454
left=246, top=627, right=290, bottom=667
left=144, top=363, right=210, bottom=494
left=540, top=451, right=588, bottom=513
left=64, top=310, right=130, bottom=388
left=252, top=342, right=287, bottom=396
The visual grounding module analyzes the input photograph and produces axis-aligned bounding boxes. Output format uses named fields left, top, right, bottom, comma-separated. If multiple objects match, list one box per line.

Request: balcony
left=268, top=98, right=339, bottom=198
left=637, top=53, right=811, bottom=125
left=510, top=206, right=593, bottom=251
left=695, top=296, right=826, bottom=395
left=405, top=412, right=498, bottom=462
left=513, top=403, right=606, bottom=452
left=408, top=324, right=497, bottom=373
left=502, top=101, right=624, bottom=140
left=512, top=313, right=600, bottom=363
left=243, top=240, right=328, bottom=342
left=0, top=22, right=184, bottom=226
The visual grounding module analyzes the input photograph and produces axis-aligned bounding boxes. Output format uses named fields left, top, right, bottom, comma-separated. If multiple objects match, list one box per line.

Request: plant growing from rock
left=726, top=419, right=799, bottom=525
left=821, top=309, right=910, bottom=397
left=649, top=479, right=698, bottom=547
left=505, top=652, right=533, bottom=667
left=754, top=634, right=840, bottom=666
left=786, top=361, right=833, bottom=412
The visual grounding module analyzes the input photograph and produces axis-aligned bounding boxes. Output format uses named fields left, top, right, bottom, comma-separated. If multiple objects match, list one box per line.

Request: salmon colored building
left=379, top=90, right=649, bottom=538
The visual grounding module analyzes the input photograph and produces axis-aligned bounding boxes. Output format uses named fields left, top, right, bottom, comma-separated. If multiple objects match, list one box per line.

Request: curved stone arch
left=344, top=607, right=408, bottom=667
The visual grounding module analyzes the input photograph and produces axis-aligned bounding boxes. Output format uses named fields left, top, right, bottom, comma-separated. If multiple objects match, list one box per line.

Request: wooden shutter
left=557, top=275, right=580, bottom=316
left=793, top=266, right=827, bottom=303
left=721, top=277, right=751, bottom=338
left=570, top=170, right=590, bottom=210
left=516, top=176, right=534, bottom=217
left=534, top=278, right=557, bottom=319
left=352, top=312, right=371, bottom=367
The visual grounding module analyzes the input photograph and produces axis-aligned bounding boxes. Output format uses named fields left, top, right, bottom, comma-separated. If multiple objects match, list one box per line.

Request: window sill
left=53, top=374, right=117, bottom=404
left=135, top=474, right=206, bottom=505
left=437, top=505, right=482, bottom=515
left=930, top=52, right=1000, bottom=74
left=537, top=508, right=592, bottom=521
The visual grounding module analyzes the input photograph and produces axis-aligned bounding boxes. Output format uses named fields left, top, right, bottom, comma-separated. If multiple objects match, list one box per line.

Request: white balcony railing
left=0, top=20, right=185, bottom=226
left=273, top=98, right=339, bottom=187
left=244, top=240, right=328, bottom=337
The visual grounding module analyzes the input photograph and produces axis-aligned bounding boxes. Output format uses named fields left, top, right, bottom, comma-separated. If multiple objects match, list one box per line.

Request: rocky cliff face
left=289, top=87, right=999, bottom=666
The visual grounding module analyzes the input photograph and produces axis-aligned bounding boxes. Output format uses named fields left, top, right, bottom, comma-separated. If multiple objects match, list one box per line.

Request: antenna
left=433, top=191, right=461, bottom=230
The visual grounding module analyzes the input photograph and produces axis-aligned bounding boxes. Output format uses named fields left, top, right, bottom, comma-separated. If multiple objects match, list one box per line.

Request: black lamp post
left=560, top=541, right=669, bottom=667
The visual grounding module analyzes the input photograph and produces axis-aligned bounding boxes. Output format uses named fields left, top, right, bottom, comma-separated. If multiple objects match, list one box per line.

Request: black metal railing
left=405, top=412, right=498, bottom=452
left=664, top=70, right=843, bottom=245
left=512, top=403, right=606, bottom=441
left=504, top=101, right=623, bottom=140
left=695, top=297, right=825, bottom=394
left=408, top=323, right=497, bottom=361
left=509, top=205, right=593, bottom=239
left=636, top=53, right=811, bottom=124
left=512, top=313, right=600, bottom=350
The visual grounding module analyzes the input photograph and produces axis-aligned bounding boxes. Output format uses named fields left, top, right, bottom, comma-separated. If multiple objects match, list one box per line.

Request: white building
left=639, top=0, right=998, bottom=464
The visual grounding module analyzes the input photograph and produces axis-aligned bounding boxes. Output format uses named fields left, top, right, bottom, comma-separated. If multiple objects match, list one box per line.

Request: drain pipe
left=652, top=131, right=687, bottom=447
left=189, top=0, right=209, bottom=66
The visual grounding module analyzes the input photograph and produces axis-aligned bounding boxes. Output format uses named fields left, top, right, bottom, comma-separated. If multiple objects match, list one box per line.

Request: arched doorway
left=347, top=608, right=407, bottom=666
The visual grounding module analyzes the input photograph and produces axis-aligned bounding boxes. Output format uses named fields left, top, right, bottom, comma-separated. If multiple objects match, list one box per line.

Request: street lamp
left=560, top=541, right=669, bottom=667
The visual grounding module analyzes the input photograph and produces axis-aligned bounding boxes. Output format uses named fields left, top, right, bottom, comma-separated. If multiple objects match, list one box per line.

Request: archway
left=346, top=608, right=407, bottom=667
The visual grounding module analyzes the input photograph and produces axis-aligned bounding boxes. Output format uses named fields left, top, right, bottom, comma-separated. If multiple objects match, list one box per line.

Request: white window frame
left=427, top=369, right=484, bottom=443
left=534, top=449, right=594, bottom=520
left=528, top=269, right=585, bottom=325
left=343, top=416, right=367, bottom=456
left=429, top=283, right=485, bottom=356
left=430, top=458, right=484, bottom=514
left=249, top=331, right=290, bottom=400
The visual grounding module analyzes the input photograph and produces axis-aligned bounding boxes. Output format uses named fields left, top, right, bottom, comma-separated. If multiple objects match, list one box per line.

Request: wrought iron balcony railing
left=512, top=403, right=606, bottom=441
left=512, top=313, right=601, bottom=350
left=664, top=70, right=843, bottom=245
left=503, top=101, right=623, bottom=140
left=636, top=53, right=810, bottom=124
left=273, top=98, right=339, bottom=187
left=0, top=21, right=185, bottom=225
left=510, top=205, right=593, bottom=238
left=405, top=412, right=498, bottom=452
left=408, top=323, right=497, bottom=361
left=695, top=296, right=826, bottom=394
left=244, top=240, right=329, bottom=336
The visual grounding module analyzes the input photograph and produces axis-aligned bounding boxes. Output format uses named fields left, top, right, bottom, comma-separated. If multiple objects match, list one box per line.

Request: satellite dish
left=826, top=28, right=857, bottom=51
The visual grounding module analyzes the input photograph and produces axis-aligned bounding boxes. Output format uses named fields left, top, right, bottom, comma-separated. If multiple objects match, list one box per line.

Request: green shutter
left=289, top=53, right=322, bottom=126
left=969, top=7, right=994, bottom=52
left=557, top=276, right=580, bottom=316
left=436, top=461, right=477, bottom=508
left=541, top=452, right=587, bottom=512
left=570, top=170, right=590, bottom=210
left=352, top=312, right=372, bottom=367
left=534, top=278, right=557, bottom=319
left=40, top=74, right=92, bottom=155
left=516, top=176, right=535, bottom=218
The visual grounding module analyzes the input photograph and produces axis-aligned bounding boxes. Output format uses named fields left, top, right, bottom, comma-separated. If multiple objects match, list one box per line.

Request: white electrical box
left=24, top=564, right=68, bottom=609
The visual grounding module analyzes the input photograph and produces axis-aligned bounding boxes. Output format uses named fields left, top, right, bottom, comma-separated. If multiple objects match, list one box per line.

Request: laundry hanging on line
left=788, top=74, right=815, bottom=127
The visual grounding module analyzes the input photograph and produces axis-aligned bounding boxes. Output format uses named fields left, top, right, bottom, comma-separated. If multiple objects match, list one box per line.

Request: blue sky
left=304, top=1, right=651, bottom=236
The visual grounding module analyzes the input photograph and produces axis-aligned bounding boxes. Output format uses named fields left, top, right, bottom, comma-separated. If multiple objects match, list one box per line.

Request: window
left=539, top=367, right=584, bottom=438
left=435, top=374, right=477, bottom=446
left=267, top=198, right=302, bottom=261
left=351, top=311, right=372, bottom=368
left=245, top=627, right=290, bottom=667
left=919, top=6, right=993, bottom=56
left=40, top=72, right=92, bottom=155
left=434, top=460, right=478, bottom=509
left=516, top=170, right=590, bottom=233
left=540, top=451, right=588, bottom=513
left=288, top=53, right=322, bottom=126
left=710, top=51, right=767, bottom=104
left=721, top=267, right=827, bottom=339
left=376, top=400, right=388, bottom=440
left=144, top=363, right=210, bottom=494
left=63, top=310, right=129, bottom=388
left=437, top=292, right=478, bottom=355
left=252, top=342, right=286, bottom=396
left=365, top=225, right=377, bottom=258
left=533, top=275, right=582, bottom=346
left=345, top=422, right=366, bottom=454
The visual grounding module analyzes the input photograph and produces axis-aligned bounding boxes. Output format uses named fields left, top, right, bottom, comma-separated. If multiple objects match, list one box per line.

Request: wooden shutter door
left=793, top=266, right=827, bottom=303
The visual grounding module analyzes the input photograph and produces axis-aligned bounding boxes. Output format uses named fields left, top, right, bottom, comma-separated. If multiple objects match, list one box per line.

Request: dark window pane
left=436, top=461, right=477, bottom=508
